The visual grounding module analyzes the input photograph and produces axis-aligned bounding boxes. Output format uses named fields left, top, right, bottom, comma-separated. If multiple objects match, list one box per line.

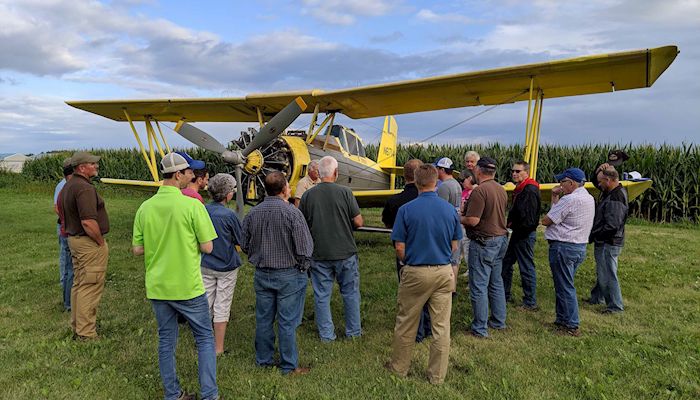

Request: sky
left=0, top=0, right=698, bottom=154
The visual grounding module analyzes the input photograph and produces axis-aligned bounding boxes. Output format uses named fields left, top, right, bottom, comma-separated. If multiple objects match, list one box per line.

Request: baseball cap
left=433, top=157, right=454, bottom=170
left=607, top=149, right=629, bottom=166
left=62, top=157, right=73, bottom=169
left=70, top=151, right=100, bottom=166
left=175, top=151, right=206, bottom=170
left=554, top=167, right=586, bottom=183
left=476, top=157, right=497, bottom=170
left=161, top=152, right=190, bottom=173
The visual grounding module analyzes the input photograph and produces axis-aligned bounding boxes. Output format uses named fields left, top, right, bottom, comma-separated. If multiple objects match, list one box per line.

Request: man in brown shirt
left=61, top=151, right=110, bottom=339
left=462, top=157, right=508, bottom=338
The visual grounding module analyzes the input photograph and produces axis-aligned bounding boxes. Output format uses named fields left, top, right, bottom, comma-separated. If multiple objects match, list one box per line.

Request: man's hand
left=394, top=242, right=406, bottom=262
left=541, top=215, right=553, bottom=226
left=132, top=246, right=144, bottom=256
left=81, top=219, right=105, bottom=246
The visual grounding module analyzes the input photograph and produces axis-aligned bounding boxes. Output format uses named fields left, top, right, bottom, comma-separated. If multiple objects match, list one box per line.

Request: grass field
left=1, top=173, right=699, bottom=399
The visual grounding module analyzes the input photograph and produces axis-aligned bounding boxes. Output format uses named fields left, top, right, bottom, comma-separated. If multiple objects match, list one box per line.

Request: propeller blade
left=235, top=166, right=244, bottom=217
left=174, top=121, right=228, bottom=154
left=242, top=97, right=307, bottom=156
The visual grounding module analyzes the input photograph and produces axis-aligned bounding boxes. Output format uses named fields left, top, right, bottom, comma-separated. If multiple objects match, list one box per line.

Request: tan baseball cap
left=62, top=157, right=73, bottom=169
left=70, top=151, right=101, bottom=166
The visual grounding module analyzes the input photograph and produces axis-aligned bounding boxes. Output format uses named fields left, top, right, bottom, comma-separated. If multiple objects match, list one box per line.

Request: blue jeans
left=590, top=243, right=624, bottom=312
left=468, top=235, right=508, bottom=337
left=57, top=226, right=74, bottom=310
left=254, top=268, right=307, bottom=373
left=548, top=241, right=587, bottom=329
left=310, top=254, right=362, bottom=341
left=396, top=258, right=432, bottom=342
left=502, top=231, right=537, bottom=307
left=151, top=294, right=218, bottom=400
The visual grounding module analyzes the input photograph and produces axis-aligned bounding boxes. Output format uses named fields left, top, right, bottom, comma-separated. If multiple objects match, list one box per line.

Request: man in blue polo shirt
left=385, top=164, right=462, bottom=385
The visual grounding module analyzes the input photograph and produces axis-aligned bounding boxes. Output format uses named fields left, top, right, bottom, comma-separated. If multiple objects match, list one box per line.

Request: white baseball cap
left=433, top=157, right=454, bottom=170
left=161, top=152, right=190, bottom=173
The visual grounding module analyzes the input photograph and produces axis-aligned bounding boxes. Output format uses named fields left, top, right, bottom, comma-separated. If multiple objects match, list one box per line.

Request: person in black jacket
left=587, top=166, right=628, bottom=313
left=502, top=161, right=541, bottom=310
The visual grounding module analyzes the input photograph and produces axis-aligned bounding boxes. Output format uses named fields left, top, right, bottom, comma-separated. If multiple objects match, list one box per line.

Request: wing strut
left=123, top=109, right=161, bottom=182
left=306, top=111, right=334, bottom=144
left=523, top=81, right=544, bottom=180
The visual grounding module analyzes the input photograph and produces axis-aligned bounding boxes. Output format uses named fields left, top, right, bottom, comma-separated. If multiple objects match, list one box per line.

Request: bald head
left=264, top=171, right=288, bottom=196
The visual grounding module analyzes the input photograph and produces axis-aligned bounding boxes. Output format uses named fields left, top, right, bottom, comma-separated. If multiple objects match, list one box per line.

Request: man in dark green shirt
left=300, top=156, right=363, bottom=342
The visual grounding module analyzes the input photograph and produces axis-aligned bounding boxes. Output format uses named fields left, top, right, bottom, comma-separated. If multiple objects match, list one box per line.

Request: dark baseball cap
left=476, top=157, right=497, bottom=170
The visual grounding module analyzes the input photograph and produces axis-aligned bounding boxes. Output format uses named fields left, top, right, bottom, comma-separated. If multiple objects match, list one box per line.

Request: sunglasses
left=511, top=169, right=523, bottom=173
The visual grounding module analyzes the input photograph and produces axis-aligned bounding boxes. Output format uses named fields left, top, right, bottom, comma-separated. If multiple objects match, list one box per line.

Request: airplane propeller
left=174, top=96, right=307, bottom=216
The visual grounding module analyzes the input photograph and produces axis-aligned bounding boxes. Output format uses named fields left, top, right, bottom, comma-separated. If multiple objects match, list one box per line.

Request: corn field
left=22, top=143, right=700, bottom=223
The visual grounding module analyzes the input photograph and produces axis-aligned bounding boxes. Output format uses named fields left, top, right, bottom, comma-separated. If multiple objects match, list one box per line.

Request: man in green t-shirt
left=132, top=152, right=220, bottom=400
left=300, top=156, right=364, bottom=342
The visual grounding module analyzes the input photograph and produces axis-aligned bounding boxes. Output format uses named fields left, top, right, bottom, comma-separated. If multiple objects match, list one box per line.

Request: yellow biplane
left=67, top=45, right=678, bottom=214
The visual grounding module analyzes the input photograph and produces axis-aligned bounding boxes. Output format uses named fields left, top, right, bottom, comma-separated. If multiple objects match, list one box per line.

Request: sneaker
left=468, top=330, right=488, bottom=339
left=176, top=390, right=195, bottom=400
left=555, top=326, right=581, bottom=337
left=601, top=309, right=623, bottom=314
left=517, top=304, right=540, bottom=312
left=287, top=367, right=311, bottom=376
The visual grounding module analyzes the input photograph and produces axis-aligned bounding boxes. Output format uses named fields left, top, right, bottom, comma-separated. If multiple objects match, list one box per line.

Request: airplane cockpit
left=327, top=125, right=366, bottom=157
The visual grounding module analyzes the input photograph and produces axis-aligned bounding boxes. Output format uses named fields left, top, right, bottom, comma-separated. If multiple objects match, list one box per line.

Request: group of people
left=53, top=147, right=629, bottom=397
left=382, top=151, right=629, bottom=384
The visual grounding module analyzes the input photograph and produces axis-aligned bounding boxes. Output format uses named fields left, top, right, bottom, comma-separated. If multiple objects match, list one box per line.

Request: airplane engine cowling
left=231, top=128, right=310, bottom=203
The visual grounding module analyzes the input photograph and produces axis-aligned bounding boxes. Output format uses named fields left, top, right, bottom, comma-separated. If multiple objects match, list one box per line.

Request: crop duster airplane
left=67, top=45, right=678, bottom=215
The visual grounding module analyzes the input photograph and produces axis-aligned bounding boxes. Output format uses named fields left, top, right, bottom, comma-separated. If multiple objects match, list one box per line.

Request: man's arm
left=352, top=214, right=364, bottom=228
left=199, top=241, right=213, bottom=254
left=394, top=241, right=406, bottom=262
left=461, top=216, right=480, bottom=227
left=451, top=240, right=458, bottom=253
left=81, top=219, right=105, bottom=246
left=132, top=246, right=144, bottom=256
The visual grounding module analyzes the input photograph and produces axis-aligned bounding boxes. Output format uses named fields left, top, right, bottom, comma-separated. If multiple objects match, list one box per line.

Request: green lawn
left=1, top=174, right=698, bottom=399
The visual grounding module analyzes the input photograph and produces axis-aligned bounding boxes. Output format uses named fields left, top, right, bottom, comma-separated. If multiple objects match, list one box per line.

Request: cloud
left=369, top=31, right=404, bottom=43
left=300, top=0, right=398, bottom=25
left=0, top=0, right=696, bottom=153
left=416, top=9, right=472, bottom=24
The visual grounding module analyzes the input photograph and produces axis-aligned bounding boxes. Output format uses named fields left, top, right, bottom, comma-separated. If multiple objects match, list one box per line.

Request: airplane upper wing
left=67, top=45, right=678, bottom=122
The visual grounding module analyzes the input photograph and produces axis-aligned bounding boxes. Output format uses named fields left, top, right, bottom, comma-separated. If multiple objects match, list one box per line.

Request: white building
left=0, top=153, right=30, bottom=173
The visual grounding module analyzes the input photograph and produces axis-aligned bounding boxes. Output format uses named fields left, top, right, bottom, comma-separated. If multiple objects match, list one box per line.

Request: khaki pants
left=389, top=265, right=453, bottom=384
left=68, top=236, right=109, bottom=338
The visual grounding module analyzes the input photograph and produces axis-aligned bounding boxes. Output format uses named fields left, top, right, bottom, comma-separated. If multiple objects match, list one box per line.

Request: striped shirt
left=242, top=196, right=313, bottom=270
left=545, top=186, right=595, bottom=244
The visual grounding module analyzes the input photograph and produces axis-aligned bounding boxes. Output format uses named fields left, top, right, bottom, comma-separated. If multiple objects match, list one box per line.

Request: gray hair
left=465, top=151, right=480, bottom=162
left=207, top=173, right=237, bottom=202
left=308, top=159, right=319, bottom=172
left=318, top=156, right=338, bottom=179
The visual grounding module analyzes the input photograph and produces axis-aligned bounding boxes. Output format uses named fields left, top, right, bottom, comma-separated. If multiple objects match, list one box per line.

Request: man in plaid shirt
left=542, top=167, right=595, bottom=337
left=242, top=171, right=313, bottom=375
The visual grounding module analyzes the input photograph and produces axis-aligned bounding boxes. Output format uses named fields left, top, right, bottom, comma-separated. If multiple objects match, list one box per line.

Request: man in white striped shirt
left=541, top=167, right=595, bottom=337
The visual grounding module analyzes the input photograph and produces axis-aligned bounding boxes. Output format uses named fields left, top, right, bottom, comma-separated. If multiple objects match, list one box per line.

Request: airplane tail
left=377, top=116, right=398, bottom=168
left=378, top=116, right=398, bottom=189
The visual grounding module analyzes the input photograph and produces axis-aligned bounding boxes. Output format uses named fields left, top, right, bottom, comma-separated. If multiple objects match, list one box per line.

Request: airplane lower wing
left=101, top=177, right=652, bottom=207
left=538, top=180, right=652, bottom=203
left=100, top=178, right=162, bottom=187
